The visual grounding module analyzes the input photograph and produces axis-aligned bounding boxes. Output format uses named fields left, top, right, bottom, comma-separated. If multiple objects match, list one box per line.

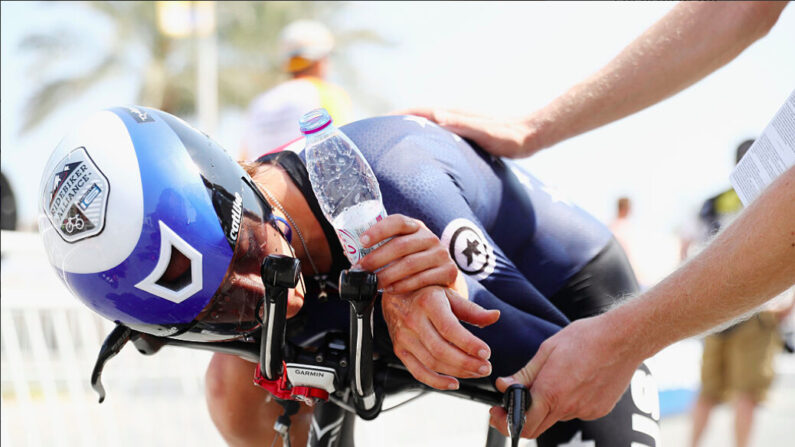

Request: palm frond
left=20, top=55, right=119, bottom=133
left=18, top=0, right=386, bottom=133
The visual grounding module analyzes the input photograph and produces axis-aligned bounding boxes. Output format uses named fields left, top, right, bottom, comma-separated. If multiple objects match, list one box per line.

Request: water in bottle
left=300, top=108, right=388, bottom=264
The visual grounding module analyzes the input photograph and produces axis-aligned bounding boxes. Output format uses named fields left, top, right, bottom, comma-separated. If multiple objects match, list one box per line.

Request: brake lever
left=90, top=324, right=135, bottom=403
left=259, top=254, right=301, bottom=380
left=339, top=268, right=383, bottom=420
left=503, top=383, right=531, bottom=447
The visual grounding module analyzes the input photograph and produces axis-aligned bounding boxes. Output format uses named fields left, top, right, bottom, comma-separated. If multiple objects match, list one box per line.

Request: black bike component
left=503, top=383, right=531, bottom=447
left=338, top=269, right=382, bottom=419
left=131, top=332, right=167, bottom=355
left=307, top=399, right=355, bottom=446
left=159, top=338, right=259, bottom=362
left=485, top=426, right=509, bottom=447
left=273, top=398, right=301, bottom=447
left=260, top=255, right=301, bottom=380
left=290, top=331, right=349, bottom=393
left=90, top=324, right=134, bottom=403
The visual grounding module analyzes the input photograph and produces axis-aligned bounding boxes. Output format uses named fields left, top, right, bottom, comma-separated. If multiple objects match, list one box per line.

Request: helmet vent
left=135, top=221, right=203, bottom=304
left=155, top=248, right=193, bottom=292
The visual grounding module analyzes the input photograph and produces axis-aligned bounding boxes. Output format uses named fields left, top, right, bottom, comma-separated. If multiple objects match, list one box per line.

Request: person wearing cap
left=240, top=20, right=352, bottom=161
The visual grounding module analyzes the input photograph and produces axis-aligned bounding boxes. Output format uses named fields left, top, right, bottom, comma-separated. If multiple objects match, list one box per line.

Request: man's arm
left=615, top=167, right=794, bottom=354
left=489, top=166, right=795, bottom=438
left=406, top=1, right=787, bottom=158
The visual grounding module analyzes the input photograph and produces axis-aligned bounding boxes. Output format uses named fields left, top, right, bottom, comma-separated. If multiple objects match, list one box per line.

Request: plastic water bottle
left=300, top=108, right=388, bottom=264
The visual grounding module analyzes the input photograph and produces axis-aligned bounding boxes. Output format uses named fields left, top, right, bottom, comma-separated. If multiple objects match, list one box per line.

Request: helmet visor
left=170, top=176, right=296, bottom=342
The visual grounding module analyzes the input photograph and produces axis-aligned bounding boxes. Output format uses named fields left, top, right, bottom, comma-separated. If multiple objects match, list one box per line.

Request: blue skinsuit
left=265, top=115, right=658, bottom=446
left=341, top=116, right=611, bottom=377
left=271, top=115, right=612, bottom=378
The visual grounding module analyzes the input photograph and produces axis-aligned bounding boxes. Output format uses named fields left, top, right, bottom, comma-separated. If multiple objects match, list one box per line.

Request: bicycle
left=64, top=215, right=84, bottom=234
left=89, top=254, right=530, bottom=447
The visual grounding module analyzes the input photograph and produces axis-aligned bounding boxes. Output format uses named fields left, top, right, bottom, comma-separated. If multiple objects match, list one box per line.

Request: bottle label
left=332, top=201, right=387, bottom=264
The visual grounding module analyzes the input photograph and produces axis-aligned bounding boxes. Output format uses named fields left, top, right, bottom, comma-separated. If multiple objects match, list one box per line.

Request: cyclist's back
left=271, top=115, right=660, bottom=446
left=344, top=116, right=612, bottom=298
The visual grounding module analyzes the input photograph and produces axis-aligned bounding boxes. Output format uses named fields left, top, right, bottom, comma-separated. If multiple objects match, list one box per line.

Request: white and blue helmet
left=39, top=106, right=287, bottom=341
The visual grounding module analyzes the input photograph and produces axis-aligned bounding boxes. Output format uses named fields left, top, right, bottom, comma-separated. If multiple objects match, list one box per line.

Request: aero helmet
left=39, top=106, right=289, bottom=341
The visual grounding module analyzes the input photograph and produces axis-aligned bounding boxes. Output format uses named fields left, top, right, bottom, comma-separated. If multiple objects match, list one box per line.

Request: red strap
left=253, top=362, right=329, bottom=403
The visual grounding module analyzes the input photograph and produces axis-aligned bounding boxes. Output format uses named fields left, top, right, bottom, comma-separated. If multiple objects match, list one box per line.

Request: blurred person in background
left=404, top=1, right=794, bottom=439
left=680, top=140, right=754, bottom=261
left=684, top=139, right=795, bottom=447
left=240, top=20, right=352, bottom=161
left=608, top=196, right=648, bottom=288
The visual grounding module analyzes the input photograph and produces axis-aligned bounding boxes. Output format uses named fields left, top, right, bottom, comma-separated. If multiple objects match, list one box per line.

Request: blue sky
left=3, top=1, right=794, bottom=243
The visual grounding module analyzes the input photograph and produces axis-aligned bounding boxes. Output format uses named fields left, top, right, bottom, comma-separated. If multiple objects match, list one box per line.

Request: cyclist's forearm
left=608, top=166, right=795, bottom=360
left=524, top=1, right=786, bottom=154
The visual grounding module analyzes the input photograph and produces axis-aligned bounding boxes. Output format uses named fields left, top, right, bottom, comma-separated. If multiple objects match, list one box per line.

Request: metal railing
left=0, top=230, right=224, bottom=446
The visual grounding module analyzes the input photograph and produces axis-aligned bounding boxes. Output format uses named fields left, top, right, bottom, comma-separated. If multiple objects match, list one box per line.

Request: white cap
left=279, top=20, right=334, bottom=71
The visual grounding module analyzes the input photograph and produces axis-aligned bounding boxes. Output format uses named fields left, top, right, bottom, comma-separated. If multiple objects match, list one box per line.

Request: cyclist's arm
left=371, top=143, right=569, bottom=389
left=490, top=166, right=795, bottom=438
left=406, top=1, right=787, bottom=158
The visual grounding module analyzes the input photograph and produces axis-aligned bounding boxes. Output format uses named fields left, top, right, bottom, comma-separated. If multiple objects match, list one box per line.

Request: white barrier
left=0, top=231, right=224, bottom=446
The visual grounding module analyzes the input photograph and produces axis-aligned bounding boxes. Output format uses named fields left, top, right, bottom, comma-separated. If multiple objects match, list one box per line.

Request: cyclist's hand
left=487, top=314, right=642, bottom=438
left=356, top=215, right=458, bottom=294
left=395, top=108, right=541, bottom=159
left=382, top=286, right=499, bottom=390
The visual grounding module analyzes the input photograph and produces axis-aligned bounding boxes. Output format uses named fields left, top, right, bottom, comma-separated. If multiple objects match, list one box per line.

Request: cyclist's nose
left=228, top=272, right=265, bottom=297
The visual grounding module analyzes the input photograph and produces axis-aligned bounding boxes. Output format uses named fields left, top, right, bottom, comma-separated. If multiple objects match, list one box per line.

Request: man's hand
left=382, top=286, right=499, bottom=390
left=396, top=108, right=542, bottom=159
left=356, top=214, right=459, bottom=294
left=487, top=314, right=643, bottom=438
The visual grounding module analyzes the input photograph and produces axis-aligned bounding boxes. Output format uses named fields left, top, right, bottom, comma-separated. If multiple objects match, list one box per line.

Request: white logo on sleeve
left=440, top=218, right=495, bottom=281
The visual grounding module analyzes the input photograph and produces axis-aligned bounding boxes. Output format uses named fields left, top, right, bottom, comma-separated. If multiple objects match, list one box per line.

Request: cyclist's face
left=160, top=212, right=305, bottom=338
left=223, top=213, right=306, bottom=318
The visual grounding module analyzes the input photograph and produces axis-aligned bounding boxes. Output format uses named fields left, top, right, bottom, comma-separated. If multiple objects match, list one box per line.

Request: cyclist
left=40, top=106, right=659, bottom=446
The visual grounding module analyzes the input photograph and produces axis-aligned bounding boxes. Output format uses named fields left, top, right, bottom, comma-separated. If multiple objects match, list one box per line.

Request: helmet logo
left=135, top=221, right=203, bottom=304
left=229, top=192, right=243, bottom=242
left=126, top=106, right=154, bottom=123
left=43, top=147, right=110, bottom=243
left=49, top=161, right=82, bottom=207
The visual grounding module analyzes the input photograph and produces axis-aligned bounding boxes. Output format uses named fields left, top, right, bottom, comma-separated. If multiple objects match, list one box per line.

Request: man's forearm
left=527, top=1, right=786, bottom=151
left=611, top=166, right=794, bottom=360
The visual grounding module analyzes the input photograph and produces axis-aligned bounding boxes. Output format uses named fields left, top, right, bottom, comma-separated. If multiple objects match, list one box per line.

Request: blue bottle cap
left=299, top=108, right=333, bottom=135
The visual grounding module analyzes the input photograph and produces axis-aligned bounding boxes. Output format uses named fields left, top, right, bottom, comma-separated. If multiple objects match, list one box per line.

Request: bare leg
left=690, top=394, right=717, bottom=447
left=733, top=393, right=757, bottom=447
left=205, top=353, right=313, bottom=447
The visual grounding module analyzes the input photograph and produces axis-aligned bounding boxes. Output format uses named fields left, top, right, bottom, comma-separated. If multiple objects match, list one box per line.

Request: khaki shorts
left=700, top=311, right=782, bottom=403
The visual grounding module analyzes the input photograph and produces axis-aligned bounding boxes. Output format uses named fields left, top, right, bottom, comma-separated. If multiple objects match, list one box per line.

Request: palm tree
left=18, top=1, right=388, bottom=133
